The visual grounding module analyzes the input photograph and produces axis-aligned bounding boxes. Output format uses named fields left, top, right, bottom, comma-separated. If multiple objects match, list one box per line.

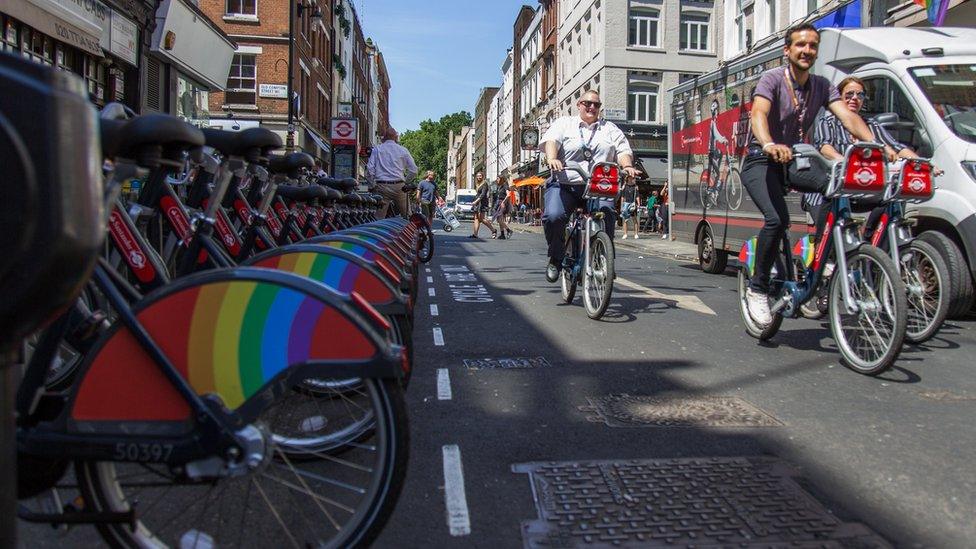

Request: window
left=226, top=54, right=256, bottom=104
left=628, top=8, right=660, bottom=48
left=628, top=84, right=659, bottom=123
left=680, top=13, right=709, bottom=51
left=226, top=0, right=256, bottom=16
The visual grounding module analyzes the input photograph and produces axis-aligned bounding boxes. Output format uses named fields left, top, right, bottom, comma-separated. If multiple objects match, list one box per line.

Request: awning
left=305, top=128, right=331, bottom=156
left=0, top=0, right=104, bottom=56
left=514, top=175, right=546, bottom=188
left=637, top=156, right=669, bottom=183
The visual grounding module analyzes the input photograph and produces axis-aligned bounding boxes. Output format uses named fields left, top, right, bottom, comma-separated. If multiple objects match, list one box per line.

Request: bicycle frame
left=563, top=200, right=607, bottom=281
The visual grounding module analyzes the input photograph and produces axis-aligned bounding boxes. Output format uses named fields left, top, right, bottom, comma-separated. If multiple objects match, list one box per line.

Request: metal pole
left=286, top=0, right=295, bottom=150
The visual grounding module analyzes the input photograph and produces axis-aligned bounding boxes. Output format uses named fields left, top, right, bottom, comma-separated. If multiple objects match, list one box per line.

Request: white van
left=454, top=188, right=478, bottom=220
left=815, top=27, right=976, bottom=316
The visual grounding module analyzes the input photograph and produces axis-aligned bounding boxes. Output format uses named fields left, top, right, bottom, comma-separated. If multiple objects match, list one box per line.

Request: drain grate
left=513, top=457, right=889, bottom=548
left=579, top=395, right=783, bottom=428
left=463, top=357, right=552, bottom=370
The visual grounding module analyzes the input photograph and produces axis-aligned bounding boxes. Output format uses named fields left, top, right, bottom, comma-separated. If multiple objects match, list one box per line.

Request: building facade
left=512, top=5, right=538, bottom=167
left=518, top=6, right=544, bottom=169
left=485, top=86, right=501, bottom=182
left=473, top=85, right=500, bottom=177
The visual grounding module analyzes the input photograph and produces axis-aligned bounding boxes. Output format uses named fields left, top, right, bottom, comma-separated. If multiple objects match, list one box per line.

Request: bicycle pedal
left=67, top=311, right=109, bottom=346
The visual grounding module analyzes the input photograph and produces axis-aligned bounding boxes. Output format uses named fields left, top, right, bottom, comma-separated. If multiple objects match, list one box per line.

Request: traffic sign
left=330, top=118, right=358, bottom=146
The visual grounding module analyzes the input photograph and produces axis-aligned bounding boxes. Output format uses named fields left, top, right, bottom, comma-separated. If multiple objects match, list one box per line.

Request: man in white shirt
left=367, top=127, right=419, bottom=218
left=540, top=90, right=640, bottom=283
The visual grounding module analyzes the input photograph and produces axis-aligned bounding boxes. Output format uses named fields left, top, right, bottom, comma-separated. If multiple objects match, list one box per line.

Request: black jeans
left=741, top=154, right=790, bottom=294
left=542, top=179, right=616, bottom=265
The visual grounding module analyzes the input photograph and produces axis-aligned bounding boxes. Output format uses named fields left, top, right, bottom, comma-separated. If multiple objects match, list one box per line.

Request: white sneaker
left=634, top=234, right=639, bottom=239
left=621, top=235, right=628, bottom=239
left=661, top=233, right=668, bottom=239
left=745, top=288, right=773, bottom=326
left=824, top=262, right=836, bottom=278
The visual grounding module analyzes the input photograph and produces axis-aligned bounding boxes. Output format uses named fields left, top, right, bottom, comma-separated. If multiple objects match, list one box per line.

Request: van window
left=910, top=65, right=976, bottom=145
left=457, top=195, right=474, bottom=205
left=862, top=77, right=929, bottom=153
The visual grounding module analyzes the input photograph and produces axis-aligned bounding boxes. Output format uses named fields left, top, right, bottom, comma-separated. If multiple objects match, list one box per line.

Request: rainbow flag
left=914, top=0, right=950, bottom=26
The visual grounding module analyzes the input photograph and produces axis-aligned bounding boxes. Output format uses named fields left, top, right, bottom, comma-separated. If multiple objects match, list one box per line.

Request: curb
left=514, top=223, right=698, bottom=263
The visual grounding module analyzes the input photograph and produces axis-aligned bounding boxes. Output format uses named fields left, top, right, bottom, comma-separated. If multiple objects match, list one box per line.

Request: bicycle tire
left=414, top=218, right=434, bottom=264
left=583, top=231, right=614, bottom=319
left=828, top=245, right=907, bottom=376
left=901, top=239, right=950, bottom=343
left=560, top=265, right=576, bottom=304
left=77, top=377, right=409, bottom=549
left=726, top=169, right=743, bottom=211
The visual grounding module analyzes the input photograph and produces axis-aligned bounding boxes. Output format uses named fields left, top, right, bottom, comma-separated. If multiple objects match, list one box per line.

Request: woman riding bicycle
left=540, top=90, right=640, bottom=283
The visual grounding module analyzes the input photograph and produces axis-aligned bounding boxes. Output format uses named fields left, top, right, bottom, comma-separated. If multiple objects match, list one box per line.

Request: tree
left=400, top=111, right=472, bottom=196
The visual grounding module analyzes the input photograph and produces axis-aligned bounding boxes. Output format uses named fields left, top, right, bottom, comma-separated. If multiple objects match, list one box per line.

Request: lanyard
left=784, top=67, right=808, bottom=142
left=579, top=123, right=598, bottom=153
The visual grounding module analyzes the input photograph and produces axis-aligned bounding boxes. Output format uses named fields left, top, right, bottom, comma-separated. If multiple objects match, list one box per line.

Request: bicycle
left=383, top=181, right=434, bottom=264
left=699, top=144, right=744, bottom=210
left=558, top=162, right=622, bottom=320
left=737, top=143, right=909, bottom=376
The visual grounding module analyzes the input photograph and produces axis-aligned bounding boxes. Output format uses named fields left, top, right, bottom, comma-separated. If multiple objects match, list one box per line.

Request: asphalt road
left=18, top=220, right=975, bottom=547
left=375, top=221, right=976, bottom=548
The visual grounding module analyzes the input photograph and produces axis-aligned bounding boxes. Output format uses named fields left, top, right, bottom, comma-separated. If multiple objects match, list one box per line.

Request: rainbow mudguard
left=68, top=268, right=403, bottom=430
left=367, top=220, right=416, bottom=249
left=792, top=235, right=815, bottom=269
left=341, top=227, right=413, bottom=264
left=305, top=234, right=414, bottom=293
left=245, top=244, right=409, bottom=318
left=738, top=237, right=758, bottom=278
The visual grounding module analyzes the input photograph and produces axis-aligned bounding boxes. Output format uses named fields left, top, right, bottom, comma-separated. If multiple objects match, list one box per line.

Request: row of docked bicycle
left=14, top=90, right=431, bottom=544
left=736, top=142, right=945, bottom=376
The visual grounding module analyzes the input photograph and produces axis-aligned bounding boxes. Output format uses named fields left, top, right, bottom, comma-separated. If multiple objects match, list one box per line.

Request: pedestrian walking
left=619, top=179, right=639, bottom=239
left=646, top=190, right=659, bottom=233
left=416, top=170, right=439, bottom=224
left=658, top=185, right=670, bottom=239
left=366, top=127, right=418, bottom=219
left=468, top=172, right=497, bottom=239
left=491, top=177, right=513, bottom=240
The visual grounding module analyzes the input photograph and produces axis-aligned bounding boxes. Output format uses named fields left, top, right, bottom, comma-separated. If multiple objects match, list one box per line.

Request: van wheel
left=698, top=227, right=728, bottom=274
left=917, top=230, right=974, bottom=319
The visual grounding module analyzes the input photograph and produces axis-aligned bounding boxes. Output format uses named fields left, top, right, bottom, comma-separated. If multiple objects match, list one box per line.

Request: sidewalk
left=515, top=223, right=698, bottom=263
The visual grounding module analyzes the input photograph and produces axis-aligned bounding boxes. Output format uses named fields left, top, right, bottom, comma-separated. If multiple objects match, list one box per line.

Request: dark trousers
left=741, top=155, right=791, bottom=294
left=542, top=179, right=616, bottom=265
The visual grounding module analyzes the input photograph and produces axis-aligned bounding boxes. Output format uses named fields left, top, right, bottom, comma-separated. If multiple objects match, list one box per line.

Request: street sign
left=603, top=108, right=626, bottom=121
left=330, top=118, right=358, bottom=146
left=338, top=102, right=353, bottom=116
left=259, top=84, right=287, bottom=98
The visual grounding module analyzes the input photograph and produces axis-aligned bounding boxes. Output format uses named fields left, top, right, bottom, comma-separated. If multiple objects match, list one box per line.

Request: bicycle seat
left=276, top=184, right=327, bottom=202
left=342, top=192, right=363, bottom=205
left=322, top=187, right=342, bottom=202
left=319, top=177, right=358, bottom=192
left=107, top=114, right=204, bottom=165
left=268, top=152, right=314, bottom=176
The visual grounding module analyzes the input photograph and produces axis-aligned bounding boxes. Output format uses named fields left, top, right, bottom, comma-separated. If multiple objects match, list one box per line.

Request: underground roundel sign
left=854, top=167, right=877, bottom=187
left=331, top=118, right=359, bottom=146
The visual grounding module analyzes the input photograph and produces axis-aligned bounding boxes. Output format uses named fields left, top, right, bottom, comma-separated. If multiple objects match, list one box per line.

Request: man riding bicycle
left=541, top=90, right=640, bottom=283
left=742, top=23, right=888, bottom=326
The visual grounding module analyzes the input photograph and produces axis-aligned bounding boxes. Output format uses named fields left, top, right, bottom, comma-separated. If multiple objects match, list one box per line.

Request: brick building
left=201, top=0, right=334, bottom=164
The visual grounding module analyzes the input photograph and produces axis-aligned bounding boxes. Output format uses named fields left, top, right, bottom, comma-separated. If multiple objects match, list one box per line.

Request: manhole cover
left=463, top=357, right=552, bottom=370
left=579, top=395, right=783, bottom=428
left=513, top=457, right=889, bottom=548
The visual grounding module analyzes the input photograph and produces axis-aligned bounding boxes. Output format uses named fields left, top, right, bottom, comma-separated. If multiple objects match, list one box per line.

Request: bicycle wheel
left=736, top=258, right=784, bottom=340
left=78, top=378, right=409, bottom=549
left=560, top=264, right=576, bottom=304
left=828, top=245, right=907, bottom=375
left=726, top=169, right=743, bottom=211
left=901, top=239, right=950, bottom=343
left=416, top=220, right=434, bottom=264
left=583, top=231, right=614, bottom=319
left=698, top=174, right=714, bottom=209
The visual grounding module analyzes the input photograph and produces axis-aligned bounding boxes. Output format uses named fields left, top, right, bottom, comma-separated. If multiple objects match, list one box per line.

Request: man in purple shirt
left=741, top=23, right=878, bottom=326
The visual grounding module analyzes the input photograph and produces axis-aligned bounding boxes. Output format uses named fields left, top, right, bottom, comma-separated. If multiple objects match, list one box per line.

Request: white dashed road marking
left=437, top=369, right=452, bottom=400
left=433, top=327, right=445, bottom=346
left=430, top=304, right=439, bottom=316
left=442, top=445, right=470, bottom=536
left=429, top=287, right=436, bottom=297
left=427, top=276, right=434, bottom=283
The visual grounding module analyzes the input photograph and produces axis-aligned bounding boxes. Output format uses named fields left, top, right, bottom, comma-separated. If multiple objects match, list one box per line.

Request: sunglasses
left=844, top=91, right=867, bottom=100
left=579, top=100, right=602, bottom=109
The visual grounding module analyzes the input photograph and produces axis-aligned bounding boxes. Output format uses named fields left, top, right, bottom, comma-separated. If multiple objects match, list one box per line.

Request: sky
left=353, top=0, right=535, bottom=132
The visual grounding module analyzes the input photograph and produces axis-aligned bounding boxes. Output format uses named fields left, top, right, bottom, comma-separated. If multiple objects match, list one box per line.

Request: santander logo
left=907, top=176, right=926, bottom=193
left=129, top=250, right=146, bottom=268
left=853, top=168, right=877, bottom=187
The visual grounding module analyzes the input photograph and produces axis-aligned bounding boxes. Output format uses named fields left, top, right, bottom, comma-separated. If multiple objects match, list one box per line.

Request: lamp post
left=286, top=1, right=322, bottom=150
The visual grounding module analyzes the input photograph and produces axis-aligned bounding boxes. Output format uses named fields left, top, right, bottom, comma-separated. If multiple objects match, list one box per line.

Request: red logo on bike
left=108, top=209, right=156, bottom=283
left=161, top=196, right=192, bottom=243
left=853, top=168, right=877, bottom=187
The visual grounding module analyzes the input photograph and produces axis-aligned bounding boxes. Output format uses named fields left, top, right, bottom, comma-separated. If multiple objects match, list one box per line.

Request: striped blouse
left=803, top=113, right=906, bottom=207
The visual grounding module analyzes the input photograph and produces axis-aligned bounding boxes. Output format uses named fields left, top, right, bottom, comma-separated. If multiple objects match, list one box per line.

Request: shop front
left=0, top=0, right=152, bottom=111
left=149, top=0, right=234, bottom=124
